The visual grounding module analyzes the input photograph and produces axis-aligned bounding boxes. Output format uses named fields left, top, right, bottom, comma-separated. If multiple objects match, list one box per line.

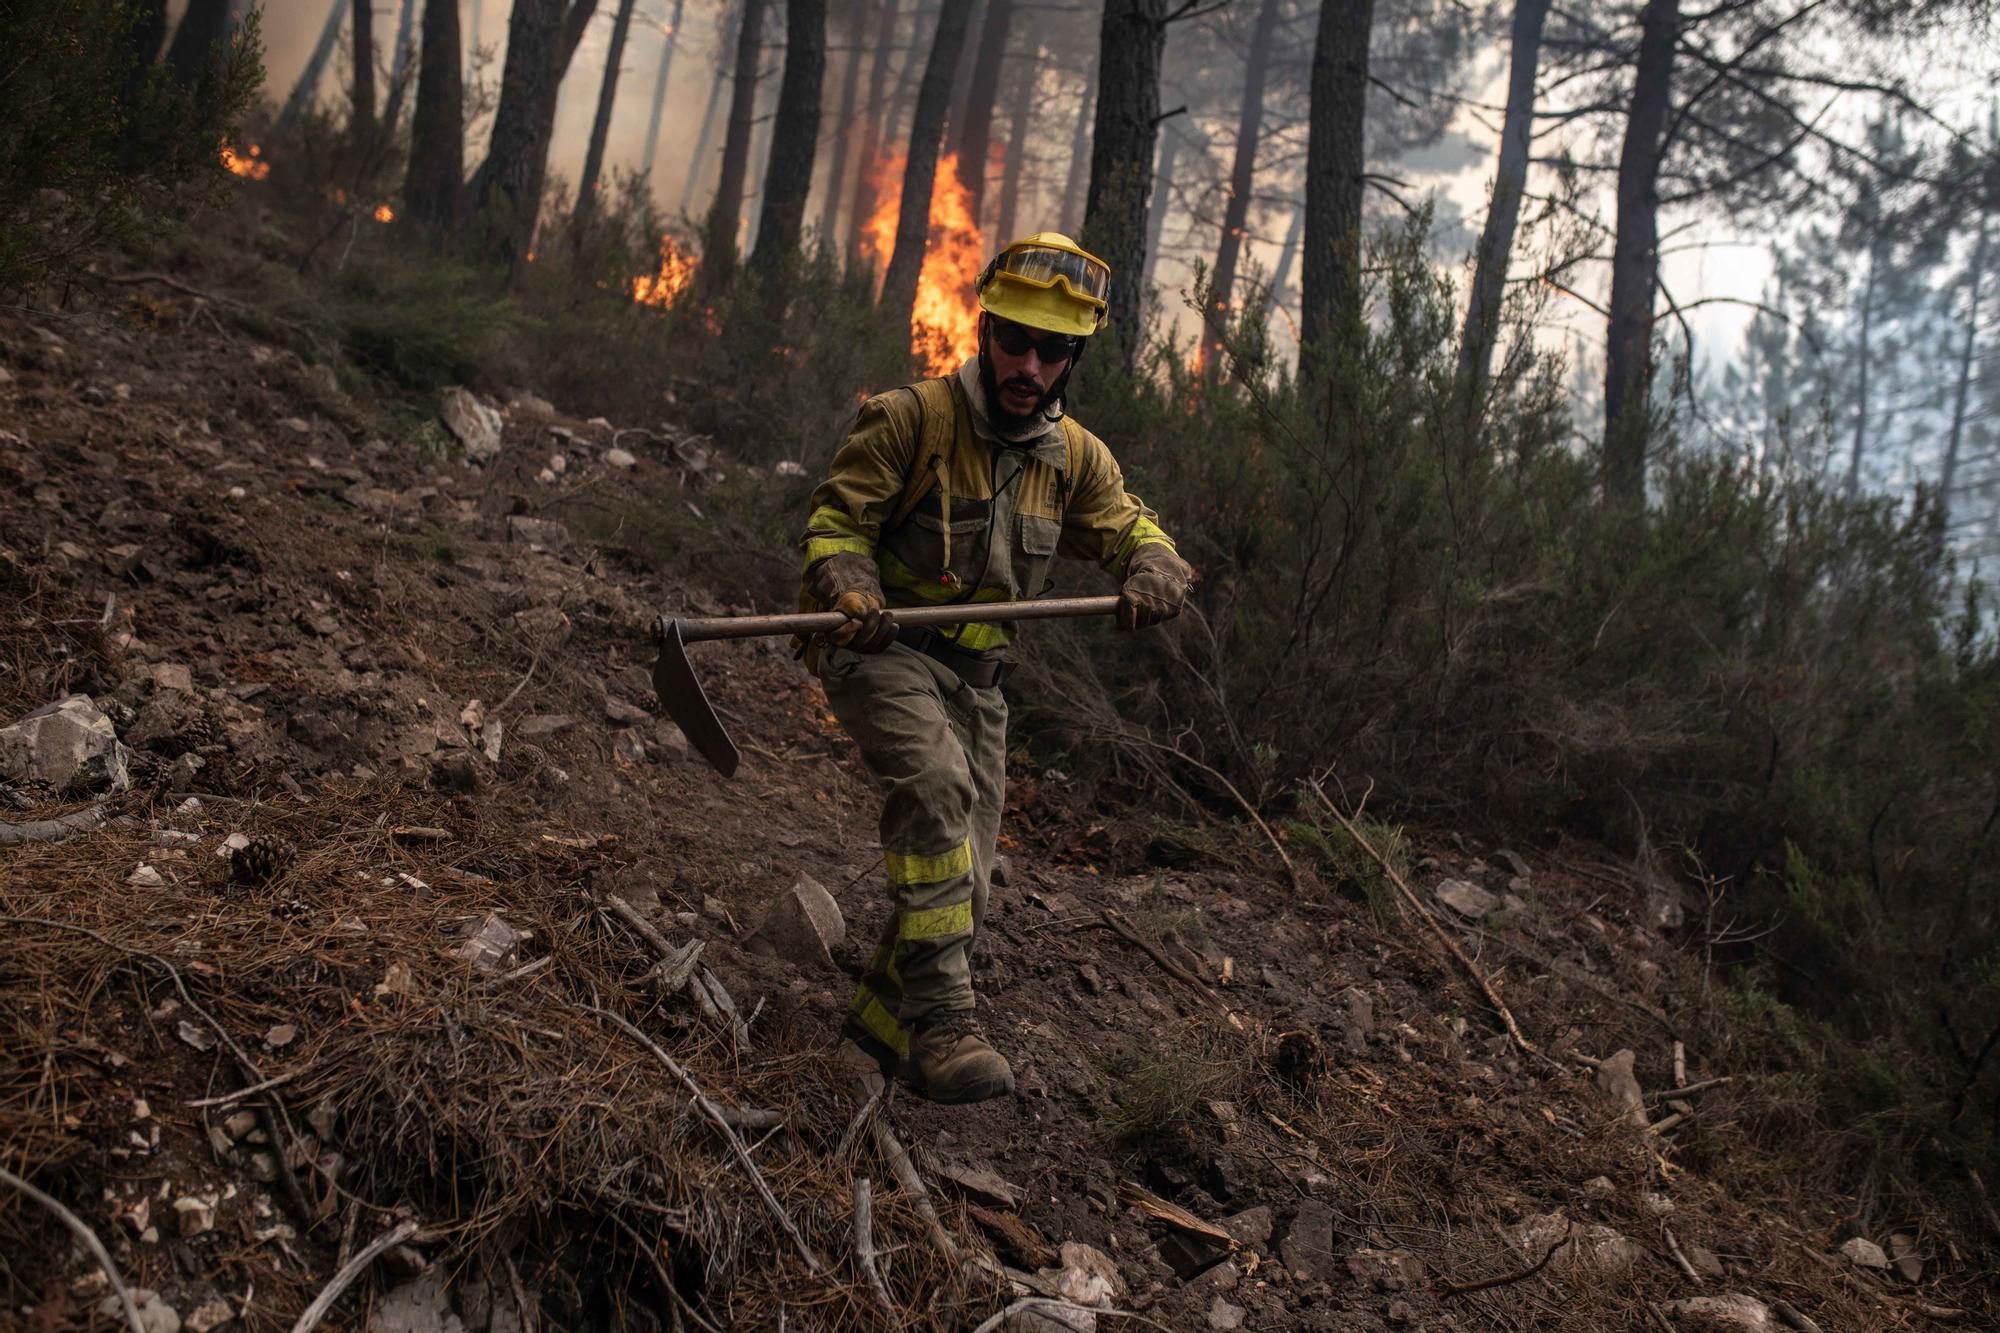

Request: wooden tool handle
left=662, top=595, right=1123, bottom=643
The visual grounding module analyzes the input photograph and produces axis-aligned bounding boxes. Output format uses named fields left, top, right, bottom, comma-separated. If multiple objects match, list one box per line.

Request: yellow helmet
left=975, top=232, right=1111, bottom=338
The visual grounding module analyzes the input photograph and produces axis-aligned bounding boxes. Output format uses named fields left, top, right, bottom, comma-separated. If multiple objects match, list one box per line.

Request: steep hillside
left=0, top=286, right=1989, bottom=1332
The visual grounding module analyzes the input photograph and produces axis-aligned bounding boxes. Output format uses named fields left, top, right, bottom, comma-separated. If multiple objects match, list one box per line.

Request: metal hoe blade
left=651, top=617, right=741, bottom=776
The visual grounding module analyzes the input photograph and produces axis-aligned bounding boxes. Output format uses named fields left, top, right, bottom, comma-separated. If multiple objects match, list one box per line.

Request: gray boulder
left=0, top=695, right=129, bottom=792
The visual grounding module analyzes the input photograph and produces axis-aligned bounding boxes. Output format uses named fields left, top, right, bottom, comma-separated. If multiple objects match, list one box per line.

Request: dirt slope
left=0, top=291, right=1988, bottom=1332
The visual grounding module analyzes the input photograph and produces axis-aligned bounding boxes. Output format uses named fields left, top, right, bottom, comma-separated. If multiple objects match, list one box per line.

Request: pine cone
left=228, top=835, right=295, bottom=887
left=177, top=711, right=220, bottom=752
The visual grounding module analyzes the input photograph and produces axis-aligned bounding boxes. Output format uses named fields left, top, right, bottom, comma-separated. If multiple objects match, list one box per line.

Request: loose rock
left=1435, top=878, right=1499, bottom=920
left=1838, top=1236, right=1888, bottom=1270
left=1206, top=1296, right=1245, bottom=1330
left=0, top=694, right=130, bottom=792
left=457, top=913, right=525, bottom=972
left=1661, top=1294, right=1775, bottom=1332
left=1346, top=1247, right=1422, bottom=1292
left=440, top=388, right=502, bottom=463
left=1594, top=1049, right=1647, bottom=1126
left=1280, top=1199, right=1337, bottom=1282
left=748, top=873, right=846, bottom=970
left=505, top=515, right=571, bottom=551
left=99, top=1290, right=180, bottom=1333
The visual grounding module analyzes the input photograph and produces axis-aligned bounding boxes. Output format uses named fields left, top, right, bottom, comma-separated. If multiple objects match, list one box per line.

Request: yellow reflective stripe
left=802, top=506, right=875, bottom=567
left=899, top=899, right=974, bottom=941
left=1112, top=517, right=1176, bottom=571
left=876, top=550, right=1014, bottom=651
left=886, top=839, right=973, bottom=886
left=849, top=983, right=910, bottom=1057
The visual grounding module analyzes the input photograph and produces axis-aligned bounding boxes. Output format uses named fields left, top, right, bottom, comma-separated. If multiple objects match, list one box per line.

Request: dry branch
left=1307, top=783, right=1538, bottom=1060
left=1440, top=1216, right=1572, bottom=1295
left=864, top=1087, right=957, bottom=1263
left=0, top=915, right=317, bottom=1227
left=586, top=1005, right=823, bottom=1273
left=1662, top=1224, right=1701, bottom=1283
left=1647, top=1076, right=1732, bottom=1102
left=0, top=802, right=109, bottom=846
left=1095, top=910, right=1222, bottom=1010
left=853, top=1177, right=894, bottom=1314
left=289, top=1217, right=420, bottom=1333
left=0, top=1165, right=147, bottom=1333
left=1116, top=1181, right=1233, bottom=1249
left=1772, top=1299, right=1827, bottom=1332
left=970, top=1298, right=1180, bottom=1333
left=836, top=1077, right=886, bottom=1161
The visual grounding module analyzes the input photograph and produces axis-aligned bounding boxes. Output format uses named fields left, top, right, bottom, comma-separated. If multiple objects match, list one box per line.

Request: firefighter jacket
left=800, top=361, right=1177, bottom=656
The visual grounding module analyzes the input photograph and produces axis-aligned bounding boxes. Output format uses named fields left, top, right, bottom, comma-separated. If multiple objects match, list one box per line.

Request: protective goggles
left=989, top=318, right=1082, bottom=363
left=986, top=242, right=1110, bottom=309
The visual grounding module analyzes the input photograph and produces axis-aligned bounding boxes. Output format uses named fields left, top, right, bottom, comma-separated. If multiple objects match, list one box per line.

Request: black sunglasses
left=989, top=319, right=1080, bottom=364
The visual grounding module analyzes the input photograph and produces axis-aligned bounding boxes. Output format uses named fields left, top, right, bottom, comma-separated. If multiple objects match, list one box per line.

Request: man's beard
left=977, top=345, right=1062, bottom=434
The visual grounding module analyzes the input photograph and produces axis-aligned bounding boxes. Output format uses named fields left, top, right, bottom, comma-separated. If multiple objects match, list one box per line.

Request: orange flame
left=221, top=142, right=269, bottom=180
left=373, top=203, right=395, bottom=223
left=631, top=235, right=697, bottom=308
left=861, top=151, right=984, bottom=376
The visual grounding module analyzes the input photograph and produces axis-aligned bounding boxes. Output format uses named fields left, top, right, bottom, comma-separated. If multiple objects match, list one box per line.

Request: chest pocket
left=895, top=495, right=994, bottom=592
left=1015, top=513, right=1062, bottom=597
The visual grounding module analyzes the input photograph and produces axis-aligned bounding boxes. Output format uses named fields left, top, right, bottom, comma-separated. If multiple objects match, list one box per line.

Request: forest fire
left=631, top=235, right=696, bottom=308
left=861, top=152, right=983, bottom=375
left=373, top=204, right=394, bottom=223
left=220, top=143, right=268, bottom=181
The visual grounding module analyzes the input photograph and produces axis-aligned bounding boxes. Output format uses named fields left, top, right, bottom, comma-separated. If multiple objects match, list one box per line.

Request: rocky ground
left=1, top=286, right=1992, bottom=1332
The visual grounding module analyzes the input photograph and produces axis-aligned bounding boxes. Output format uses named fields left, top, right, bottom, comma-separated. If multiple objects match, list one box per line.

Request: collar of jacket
left=956, top=358, right=1066, bottom=462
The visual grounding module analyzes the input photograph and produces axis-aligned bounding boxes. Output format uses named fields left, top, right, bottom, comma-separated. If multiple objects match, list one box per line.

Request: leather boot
left=909, top=1012, right=1014, bottom=1104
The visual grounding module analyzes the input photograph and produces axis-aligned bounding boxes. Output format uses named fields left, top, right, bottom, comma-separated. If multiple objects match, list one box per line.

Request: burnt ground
left=1, top=285, right=1993, bottom=1333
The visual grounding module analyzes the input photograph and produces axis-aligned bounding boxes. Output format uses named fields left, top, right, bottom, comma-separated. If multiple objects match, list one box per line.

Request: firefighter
left=799, top=233, right=1195, bottom=1103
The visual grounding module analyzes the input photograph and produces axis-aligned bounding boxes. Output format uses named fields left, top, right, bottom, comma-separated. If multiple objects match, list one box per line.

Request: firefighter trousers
left=820, top=642, right=1006, bottom=1063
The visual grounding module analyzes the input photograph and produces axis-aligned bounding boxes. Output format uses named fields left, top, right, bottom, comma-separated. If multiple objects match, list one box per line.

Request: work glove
left=809, top=552, right=898, bottom=653
left=1118, top=542, right=1196, bottom=631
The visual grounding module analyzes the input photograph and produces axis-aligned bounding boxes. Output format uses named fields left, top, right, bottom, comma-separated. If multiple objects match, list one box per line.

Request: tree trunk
left=696, top=0, right=770, bottom=298
left=381, top=0, right=422, bottom=130
left=816, top=0, right=871, bottom=249
left=469, top=0, right=482, bottom=60
left=993, top=45, right=1034, bottom=245
left=474, top=0, right=569, bottom=276
left=1141, top=127, right=1181, bottom=296
left=946, top=0, right=987, bottom=151
left=165, top=0, right=232, bottom=86
left=1456, top=0, right=1551, bottom=406
left=388, top=0, right=417, bottom=92
left=404, top=0, right=464, bottom=227
left=278, top=0, right=350, bottom=130
left=351, top=0, right=377, bottom=139
left=879, top=0, right=973, bottom=337
left=854, top=0, right=930, bottom=260
left=1845, top=239, right=1880, bottom=499
left=743, top=52, right=778, bottom=243
left=1060, top=60, right=1097, bottom=236
left=842, top=0, right=902, bottom=261
left=679, top=1, right=743, bottom=213
left=559, top=0, right=602, bottom=80
left=1200, top=0, right=1281, bottom=373
left=639, top=0, right=688, bottom=185
left=1080, top=0, right=1164, bottom=366
left=749, top=0, right=827, bottom=274
left=574, top=0, right=641, bottom=226
left=128, top=0, right=168, bottom=72
left=1942, top=209, right=1990, bottom=520
left=1601, top=0, right=1680, bottom=504
left=1299, top=0, right=1374, bottom=373
left=1263, top=198, right=1301, bottom=318
left=955, top=0, right=1013, bottom=224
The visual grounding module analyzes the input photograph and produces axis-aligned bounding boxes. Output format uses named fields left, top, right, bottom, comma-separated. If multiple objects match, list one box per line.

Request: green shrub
left=0, top=1, right=262, bottom=295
